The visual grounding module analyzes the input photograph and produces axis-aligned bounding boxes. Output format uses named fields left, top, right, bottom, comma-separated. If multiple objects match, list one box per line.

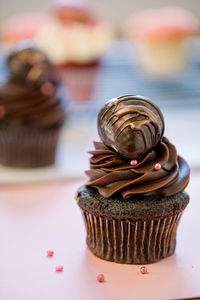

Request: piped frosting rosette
left=86, top=95, right=190, bottom=199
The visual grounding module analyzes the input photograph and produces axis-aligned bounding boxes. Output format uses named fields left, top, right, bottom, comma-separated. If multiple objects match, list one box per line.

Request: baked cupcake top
left=86, top=95, right=190, bottom=199
left=125, top=6, right=198, bottom=41
left=0, top=43, right=66, bottom=129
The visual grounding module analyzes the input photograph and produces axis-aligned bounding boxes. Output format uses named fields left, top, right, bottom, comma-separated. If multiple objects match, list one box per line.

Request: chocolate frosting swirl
left=86, top=138, right=190, bottom=199
left=98, top=95, right=164, bottom=160
left=0, top=44, right=65, bottom=128
left=86, top=95, right=190, bottom=199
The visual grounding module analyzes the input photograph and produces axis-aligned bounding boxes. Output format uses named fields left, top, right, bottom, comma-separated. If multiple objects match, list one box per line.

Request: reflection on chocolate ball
left=7, top=43, right=52, bottom=86
left=98, top=95, right=165, bottom=160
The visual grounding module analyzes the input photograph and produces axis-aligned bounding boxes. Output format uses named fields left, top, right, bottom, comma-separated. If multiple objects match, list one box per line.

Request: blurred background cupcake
left=0, top=42, right=66, bottom=168
left=34, top=0, right=113, bottom=103
left=0, top=12, right=49, bottom=47
left=124, top=6, right=198, bottom=76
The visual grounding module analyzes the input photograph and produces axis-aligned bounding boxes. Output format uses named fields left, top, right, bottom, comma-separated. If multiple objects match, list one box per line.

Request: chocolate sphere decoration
left=7, top=43, right=52, bottom=86
left=98, top=95, right=165, bottom=160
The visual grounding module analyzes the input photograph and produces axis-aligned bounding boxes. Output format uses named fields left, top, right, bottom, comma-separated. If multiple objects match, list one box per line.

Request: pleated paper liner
left=81, top=210, right=183, bottom=264
left=0, top=126, right=60, bottom=168
left=56, top=63, right=99, bottom=102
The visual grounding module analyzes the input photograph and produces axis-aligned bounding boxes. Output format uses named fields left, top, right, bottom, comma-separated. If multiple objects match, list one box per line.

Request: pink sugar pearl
left=56, top=266, right=63, bottom=273
left=97, top=274, right=105, bottom=283
left=40, top=82, right=55, bottom=96
left=46, top=250, right=54, bottom=257
left=130, top=160, right=138, bottom=166
left=154, top=163, right=161, bottom=170
left=140, top=266, right=148, bottom=274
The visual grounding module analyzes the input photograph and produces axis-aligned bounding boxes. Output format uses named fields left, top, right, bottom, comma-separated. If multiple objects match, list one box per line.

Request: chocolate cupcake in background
left=0, top=43, right=66, bottom=168
left=76, top=95, right=190, bottom=264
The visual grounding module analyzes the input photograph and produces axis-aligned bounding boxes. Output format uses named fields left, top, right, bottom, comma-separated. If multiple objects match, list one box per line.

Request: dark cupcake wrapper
left=0, top=126, right=60, bottom=168
left=81, top=209, right=183, bottom=264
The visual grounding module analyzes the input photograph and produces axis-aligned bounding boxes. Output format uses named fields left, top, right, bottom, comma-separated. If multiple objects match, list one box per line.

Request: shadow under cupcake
left=0, top=43, right=66, bottom=168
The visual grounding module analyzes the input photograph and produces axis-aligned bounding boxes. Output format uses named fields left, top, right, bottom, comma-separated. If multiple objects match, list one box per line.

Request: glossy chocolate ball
left=98, top=95, right=164, bottom=159
left=7, top=43, right=52, bottom=86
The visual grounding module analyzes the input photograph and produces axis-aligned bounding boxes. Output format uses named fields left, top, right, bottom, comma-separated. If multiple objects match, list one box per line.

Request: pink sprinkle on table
left=154, top=163, right=161, bottom=170
left=130, top=160, right=138, bottom=166
left=46, top=250, right=54, bottom=257
left=97, top=274, right=105, bottom=283
left=56, top=266, right=63, bottom=273
left=140, top=266, right=148, bottom=274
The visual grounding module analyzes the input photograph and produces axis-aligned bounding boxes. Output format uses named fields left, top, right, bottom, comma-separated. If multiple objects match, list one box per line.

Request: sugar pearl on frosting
left=130, top=160, right=138, bottom=166
left=40, top=81, right=55, bottom=96
left=46, top=250, right=54, bottom=257
left=154, top=163, right=161, bottom=170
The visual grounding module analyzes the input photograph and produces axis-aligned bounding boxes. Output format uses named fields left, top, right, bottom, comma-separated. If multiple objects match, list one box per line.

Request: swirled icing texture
left=0, top=46, right=65, bottom=128
left=98, top=95, right=164, bottom=160
left=86, top=138, right=190, bottom=199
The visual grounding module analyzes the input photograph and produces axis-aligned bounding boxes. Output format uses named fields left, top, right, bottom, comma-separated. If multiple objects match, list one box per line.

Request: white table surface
left=0, top=170, right=199, bottom=300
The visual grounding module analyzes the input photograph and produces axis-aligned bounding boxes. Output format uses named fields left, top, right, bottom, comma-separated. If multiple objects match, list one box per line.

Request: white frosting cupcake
left=35, top=20, right=112, bottom=65
left=34, top=1, right=112, bottom=65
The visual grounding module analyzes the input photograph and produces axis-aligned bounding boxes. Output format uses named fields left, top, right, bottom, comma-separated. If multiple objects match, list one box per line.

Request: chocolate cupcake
left=76, top=95, right=190, bottom=264
left=0, top=43, right=66, bottom=168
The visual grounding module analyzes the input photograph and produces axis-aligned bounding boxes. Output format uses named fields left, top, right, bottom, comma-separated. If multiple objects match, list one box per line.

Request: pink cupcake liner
left=59, top=64, right=99, bottom=102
